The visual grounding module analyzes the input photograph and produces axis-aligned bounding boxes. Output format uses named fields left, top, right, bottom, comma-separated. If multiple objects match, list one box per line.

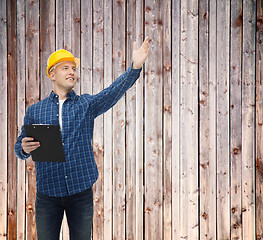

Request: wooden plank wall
left=0, top=0, right=262, bottom=239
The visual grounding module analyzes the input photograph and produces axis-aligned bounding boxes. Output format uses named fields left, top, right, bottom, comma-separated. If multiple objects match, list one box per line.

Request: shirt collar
left=49, top=90, right=78, bottom=101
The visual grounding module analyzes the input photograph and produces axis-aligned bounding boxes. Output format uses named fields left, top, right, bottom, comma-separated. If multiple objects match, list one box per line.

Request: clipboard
left=24, top=125, right=66, bottom=162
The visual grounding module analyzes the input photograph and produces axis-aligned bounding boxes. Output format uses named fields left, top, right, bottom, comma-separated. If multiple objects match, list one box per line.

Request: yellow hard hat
left=46, top=49, right=80, bottom=78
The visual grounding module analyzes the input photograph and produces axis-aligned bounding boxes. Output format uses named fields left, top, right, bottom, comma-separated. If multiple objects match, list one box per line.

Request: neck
left=53, top=88, right=72, bottom=100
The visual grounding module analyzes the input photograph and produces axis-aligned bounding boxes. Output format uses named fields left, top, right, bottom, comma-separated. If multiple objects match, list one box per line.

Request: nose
left=68, top=68, right=74, bottom=75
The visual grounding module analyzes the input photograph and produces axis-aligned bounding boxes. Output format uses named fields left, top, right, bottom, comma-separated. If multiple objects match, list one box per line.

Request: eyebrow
left=60, top=64, right=76, bottom=68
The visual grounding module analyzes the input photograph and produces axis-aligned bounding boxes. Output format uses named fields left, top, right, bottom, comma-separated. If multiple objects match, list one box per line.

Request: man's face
left=50, top=61, right=78, bottom=92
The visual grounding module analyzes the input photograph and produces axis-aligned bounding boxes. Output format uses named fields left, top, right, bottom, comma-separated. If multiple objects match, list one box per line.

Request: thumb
left=133, top=41, right=137, bottom=51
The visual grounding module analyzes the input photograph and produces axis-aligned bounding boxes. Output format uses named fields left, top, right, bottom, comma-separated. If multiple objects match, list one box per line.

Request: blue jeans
left=35, top=188, right=93, bottom=240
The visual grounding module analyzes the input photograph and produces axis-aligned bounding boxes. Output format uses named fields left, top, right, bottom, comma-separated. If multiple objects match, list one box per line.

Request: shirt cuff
left=20, top=148, right=31, bottom=160
left=131, top=63, right=142, bottom=73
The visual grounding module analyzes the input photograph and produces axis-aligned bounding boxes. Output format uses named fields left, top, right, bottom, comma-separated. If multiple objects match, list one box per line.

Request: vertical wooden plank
left=92, top=0, right=104, bottom=239
left=0, top=0, right=7, bottom=239
left=112, top=0, right=126, bottom=239
left=242, top=1, right=256, bottom=239
left=144, top=0, right=163, bottom=239
left=126, top=0, right=136, bottom=239
left=103, top=0, right=113, bottom=239
left=40, top=0, right=55, bottom=99
left=72, top=0, right=80, bottom=94
left=17, top=0, right=26, bottom=239
left=180, top=0, right=199, bottom=239
left=56, top=0, right=64, bottom=49
left=80, top=0, right=93, bottom=95
left=162, top=0, right=172, bottom=239
left=7, top=0, right=17, bottom=238
left=25, top=0, right=39, bottom=238
left=171, top=0, right=180, bottom=239
left=216, top=1, right=230, bottom=239
left=255, top=0, right=263, bottom=239
left=229, top=1, right=242, bottom=239
left=199, top=0, right=217, bottom=239
left=135, top=1, right=144, bottom=239
left=64, top=0, right=72, bottom=51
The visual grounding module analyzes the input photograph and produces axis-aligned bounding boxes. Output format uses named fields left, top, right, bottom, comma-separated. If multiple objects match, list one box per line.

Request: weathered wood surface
left=17, top=1, right=26, bottom=239
left=103, top=0, right=113, bottom=239
left=7, top=0, right=17, bottom=239
left=92, top=0, right=104, bottom=238
left=162, top=0, right=172, bottom=239
left=256, top=1, right=263, bottom=239
left=126, top=0, right=137, bottom=239
left=242, top=1, right=256, bottom=239
left=199, top=0, right=217, bottom=239
left=171, top=0, right=180, bottom=239
left=180, top=0, right=199, bottom=239
left=25, top=0, right=39, bottom=239
left=134, top=1, right=144, bottom=240
left=230, top=1, right=242, bottom=239
left=144, top=0, right=163, bottom=239
left=0, top=0, right=7, bottom=239
left=1, top=0, right=262, bottom=239
left=216, top=1, right=231, bottom=239
left=112, top=1, right=126, bottom=239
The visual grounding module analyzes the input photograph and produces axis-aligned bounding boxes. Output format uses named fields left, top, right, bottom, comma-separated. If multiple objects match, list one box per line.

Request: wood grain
left=7, top=0, right=17, bottom=238
left=0, top=0, right=7, bottom=238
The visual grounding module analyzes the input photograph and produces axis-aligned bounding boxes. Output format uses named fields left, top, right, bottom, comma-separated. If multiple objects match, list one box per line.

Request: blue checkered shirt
left=15, top=64, right=141, bottom=197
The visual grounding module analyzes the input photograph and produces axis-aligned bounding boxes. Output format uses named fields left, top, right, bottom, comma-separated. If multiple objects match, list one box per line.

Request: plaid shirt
left=15, top=65, right=141, bottom=197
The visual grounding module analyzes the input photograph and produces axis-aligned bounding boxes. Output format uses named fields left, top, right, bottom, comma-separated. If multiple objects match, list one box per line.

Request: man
left=14, top=37, right=149, bottom=240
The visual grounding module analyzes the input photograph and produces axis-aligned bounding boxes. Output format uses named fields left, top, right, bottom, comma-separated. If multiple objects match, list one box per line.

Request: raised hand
left=132, top=36, right=150, bottom=69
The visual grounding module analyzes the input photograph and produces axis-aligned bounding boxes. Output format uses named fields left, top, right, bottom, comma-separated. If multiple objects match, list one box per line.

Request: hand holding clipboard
left=24, top=125, right=66, bottom=162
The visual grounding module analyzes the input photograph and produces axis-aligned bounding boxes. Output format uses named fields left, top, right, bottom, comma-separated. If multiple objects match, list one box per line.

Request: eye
left=72, top=67, right=76, bottom=71
left=63, top=66, right=68, bottom=70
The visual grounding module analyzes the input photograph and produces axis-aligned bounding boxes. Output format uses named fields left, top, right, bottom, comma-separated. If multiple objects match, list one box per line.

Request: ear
left=49, top=71, right=55, bottom=81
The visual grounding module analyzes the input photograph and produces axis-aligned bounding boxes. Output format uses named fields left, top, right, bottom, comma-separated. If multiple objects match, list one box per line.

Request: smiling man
left=14, top=37, right=149, bottom=240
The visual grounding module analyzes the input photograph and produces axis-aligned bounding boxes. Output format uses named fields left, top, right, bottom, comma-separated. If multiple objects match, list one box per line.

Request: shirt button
left=65, top=176, right=68, bottom=179
left=57, top=102, right=59, bottom=105
left=57, top=114, right=59, bottom=117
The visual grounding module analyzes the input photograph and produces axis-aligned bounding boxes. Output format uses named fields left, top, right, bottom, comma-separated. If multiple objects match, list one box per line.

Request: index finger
left=22, top=137, right=35, bottom=142
left=142, top=36, right=149, bottom=48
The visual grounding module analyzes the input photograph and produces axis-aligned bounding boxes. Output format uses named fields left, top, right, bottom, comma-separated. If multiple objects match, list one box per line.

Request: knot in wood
left=145, top=207, right=151, bottom=213
left=233, top=147, right=239, bottom=155
left=26, top=204, right=33, bottom=212
left=256, top=234, right=262, bottom=240
left=231, top=207, right=236, bottom=213
left=202, top=212, right=207, bottom=220
left=8, top=210, right=14, bottom=216
left=164, top=105, right=171, bottom=113
left=27, top=165, right=33, bottom=171
left=200, top=99, right=206, bottom=106
left=145, top=6, right=151, bottom=13
left=203, top=12, right=207, bottom=20
left=257, top=16, right=263, bottom=32
left=120, top=120, right=125, bottom=128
